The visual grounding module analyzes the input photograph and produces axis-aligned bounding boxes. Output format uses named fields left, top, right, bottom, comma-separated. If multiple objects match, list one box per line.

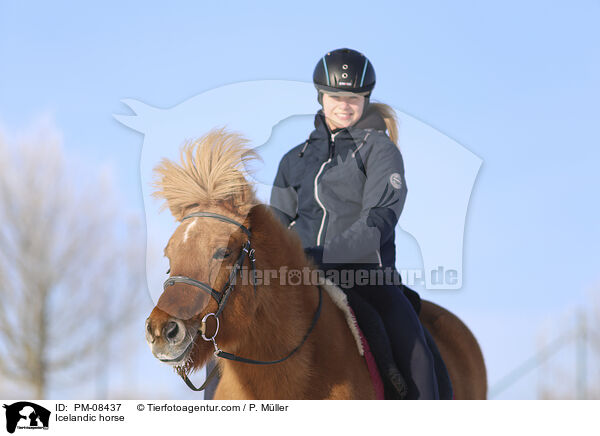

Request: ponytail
left=367, top=102, right=399, bottom=147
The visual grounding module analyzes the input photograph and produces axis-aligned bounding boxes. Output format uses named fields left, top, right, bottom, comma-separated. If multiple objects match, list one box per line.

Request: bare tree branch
left=0, top=122, right=145, bottom=399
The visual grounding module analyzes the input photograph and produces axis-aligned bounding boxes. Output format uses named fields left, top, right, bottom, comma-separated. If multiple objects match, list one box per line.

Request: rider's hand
left=303, top=246, right=324, bottom=265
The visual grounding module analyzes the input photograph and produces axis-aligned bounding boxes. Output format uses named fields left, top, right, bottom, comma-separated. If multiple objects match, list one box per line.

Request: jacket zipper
left=352, top=131, right=371, bottom=158
left=314, top=132, right=338, bottom=246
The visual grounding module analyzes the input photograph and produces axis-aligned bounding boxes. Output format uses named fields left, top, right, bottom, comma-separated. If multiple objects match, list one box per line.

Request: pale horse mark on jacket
left=114, top=80, right=481, bottom=292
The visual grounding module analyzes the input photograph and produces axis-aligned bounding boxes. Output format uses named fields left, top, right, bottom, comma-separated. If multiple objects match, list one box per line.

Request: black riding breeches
left=347, top=282, right=440, bottom=400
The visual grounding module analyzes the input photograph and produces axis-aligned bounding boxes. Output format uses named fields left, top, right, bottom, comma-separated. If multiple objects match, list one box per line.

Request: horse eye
left=213, top=248, right=231, bottom=260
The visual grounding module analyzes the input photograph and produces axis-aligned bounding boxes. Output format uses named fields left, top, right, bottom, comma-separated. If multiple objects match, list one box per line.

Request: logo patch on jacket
left=389, top=173, right=403, bottom=189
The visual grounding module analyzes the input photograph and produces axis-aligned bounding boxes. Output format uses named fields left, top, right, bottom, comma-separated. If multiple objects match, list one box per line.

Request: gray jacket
left=270, top=108, right=407, bottom=268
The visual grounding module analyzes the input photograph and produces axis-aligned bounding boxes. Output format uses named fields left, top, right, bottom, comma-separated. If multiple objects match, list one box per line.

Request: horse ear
left=231, top=182, right=256, bottom=217
left=168, top=206, right=184, bottom=221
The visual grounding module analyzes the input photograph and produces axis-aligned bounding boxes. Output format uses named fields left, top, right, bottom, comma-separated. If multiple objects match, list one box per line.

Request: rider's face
left=321, top=92, right=365, bottom=130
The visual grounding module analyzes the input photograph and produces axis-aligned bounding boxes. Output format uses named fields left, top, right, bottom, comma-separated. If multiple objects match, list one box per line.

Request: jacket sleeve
left=269, top=153, right=298, bottom=228
left=321, top=137, right=407, bottom=265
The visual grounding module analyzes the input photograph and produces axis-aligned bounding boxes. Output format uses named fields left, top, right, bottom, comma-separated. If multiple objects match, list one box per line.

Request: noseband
left=163, top=211, right=322, bottom=392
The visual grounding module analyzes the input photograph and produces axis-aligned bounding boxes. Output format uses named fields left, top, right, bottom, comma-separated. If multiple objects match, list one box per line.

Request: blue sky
left=1, top=1, right=599, bottom=399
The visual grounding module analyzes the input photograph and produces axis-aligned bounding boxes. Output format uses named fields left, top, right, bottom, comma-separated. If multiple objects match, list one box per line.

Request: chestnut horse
left=145, top=129, right=487, bottom=399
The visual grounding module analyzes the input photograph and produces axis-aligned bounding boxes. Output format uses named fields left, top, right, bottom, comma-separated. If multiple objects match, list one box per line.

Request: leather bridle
left=164, top=211, right=257, bottom=319
left=163, top=211, right=322, bottom=392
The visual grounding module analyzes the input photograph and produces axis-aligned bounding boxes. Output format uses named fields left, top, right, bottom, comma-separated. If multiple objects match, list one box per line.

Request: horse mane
left=152, top=128, right=259, bottom=220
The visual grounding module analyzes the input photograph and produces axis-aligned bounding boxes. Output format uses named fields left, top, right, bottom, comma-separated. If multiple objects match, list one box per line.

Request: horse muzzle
left=145, top=317, right=196, bottom=366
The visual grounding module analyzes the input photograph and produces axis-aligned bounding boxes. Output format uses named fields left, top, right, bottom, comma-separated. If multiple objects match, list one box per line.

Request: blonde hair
left=367, top=102, right=399, bottom=146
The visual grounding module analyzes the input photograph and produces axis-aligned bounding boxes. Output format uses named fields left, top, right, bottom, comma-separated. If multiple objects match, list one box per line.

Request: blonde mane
left=152, top=128, right=259, bottom=220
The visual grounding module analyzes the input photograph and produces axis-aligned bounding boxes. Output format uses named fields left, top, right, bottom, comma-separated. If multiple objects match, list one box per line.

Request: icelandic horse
left=145, top=129, right=487, bottom=399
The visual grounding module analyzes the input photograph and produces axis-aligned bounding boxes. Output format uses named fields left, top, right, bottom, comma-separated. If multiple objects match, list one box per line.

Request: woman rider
left=270, top=48, right=448, bottom=399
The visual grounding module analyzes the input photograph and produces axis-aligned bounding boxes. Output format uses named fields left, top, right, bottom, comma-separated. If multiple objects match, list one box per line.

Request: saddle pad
left=320, top=279, right=385, bottom=400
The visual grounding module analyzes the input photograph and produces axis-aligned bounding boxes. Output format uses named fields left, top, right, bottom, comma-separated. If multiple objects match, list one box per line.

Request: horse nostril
left=145, top=319, right=155, bottom=343
left=164, top=321, right=180, bottom=342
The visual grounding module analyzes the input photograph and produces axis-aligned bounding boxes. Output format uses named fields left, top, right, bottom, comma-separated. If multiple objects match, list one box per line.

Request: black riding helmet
left=313, top=48, right=376, bottom=105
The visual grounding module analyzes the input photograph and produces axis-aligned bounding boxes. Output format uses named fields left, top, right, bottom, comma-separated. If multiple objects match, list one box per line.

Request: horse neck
left=219, top=233, right=321, bottom=398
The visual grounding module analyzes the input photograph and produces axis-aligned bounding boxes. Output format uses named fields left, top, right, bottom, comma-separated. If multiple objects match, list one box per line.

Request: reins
left=165, top=211, right=323, bottom=392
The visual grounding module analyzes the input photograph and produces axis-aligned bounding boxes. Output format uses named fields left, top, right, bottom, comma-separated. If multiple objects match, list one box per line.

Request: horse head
left=145, top=128, right=261, bottom=374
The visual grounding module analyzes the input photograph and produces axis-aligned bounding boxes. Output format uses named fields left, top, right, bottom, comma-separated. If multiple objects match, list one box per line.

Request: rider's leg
left=344, top=288, right=408, bottom=399
left=357, top=283, right=440, bottom=399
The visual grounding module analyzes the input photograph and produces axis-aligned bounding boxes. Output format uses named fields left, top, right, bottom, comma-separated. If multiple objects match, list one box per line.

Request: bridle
left=162, top=211, right=323, bottom=392
left=165, top=212, right=257, bottom=319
